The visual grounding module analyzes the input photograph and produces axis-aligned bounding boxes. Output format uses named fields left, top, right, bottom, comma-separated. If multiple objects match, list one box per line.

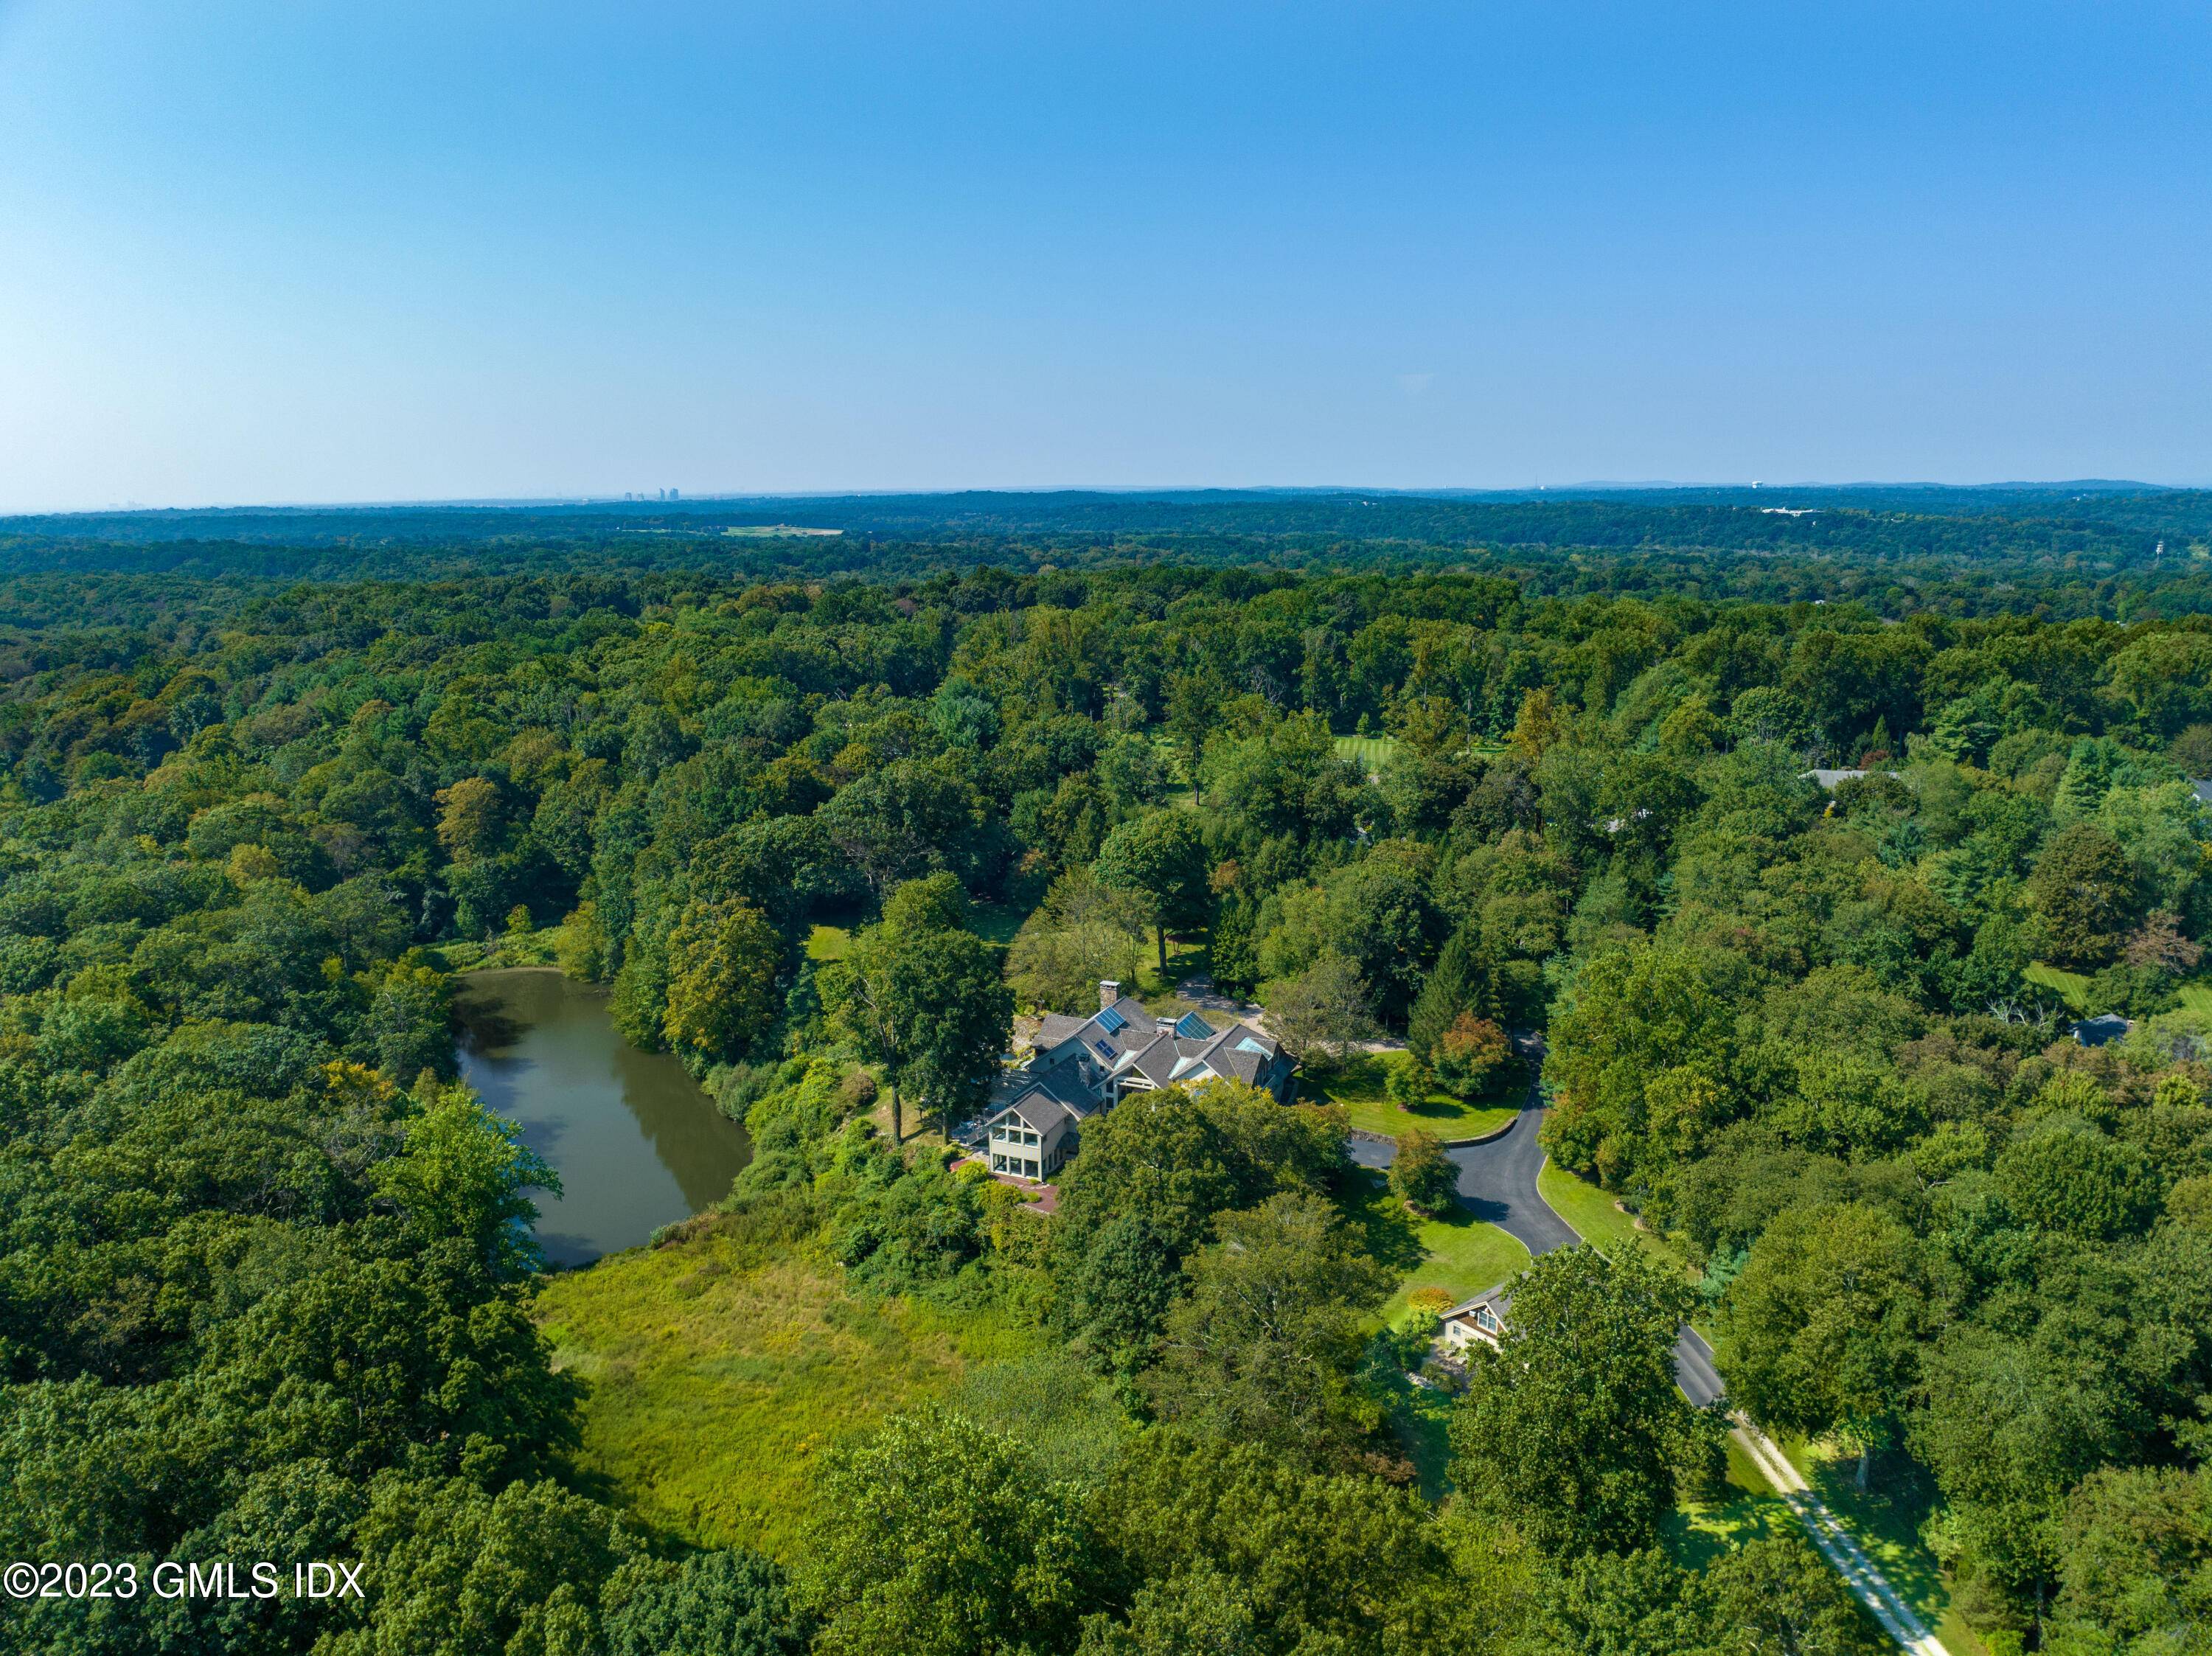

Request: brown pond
left=454, top=967, right=751, bottom=1266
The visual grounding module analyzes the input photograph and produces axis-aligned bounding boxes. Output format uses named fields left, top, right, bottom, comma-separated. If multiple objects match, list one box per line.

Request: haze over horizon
left=9, top=477, right=2199, bottom=523
left=3, top=1, right=2208, bottom=513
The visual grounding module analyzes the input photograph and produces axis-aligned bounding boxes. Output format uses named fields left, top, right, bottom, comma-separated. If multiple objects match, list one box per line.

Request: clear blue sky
left=2, top=1, right=2207, bottom=511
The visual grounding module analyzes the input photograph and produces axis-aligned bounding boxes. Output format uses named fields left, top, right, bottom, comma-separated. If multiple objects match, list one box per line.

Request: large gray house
left=981, top=981, right=1297, bottom=1180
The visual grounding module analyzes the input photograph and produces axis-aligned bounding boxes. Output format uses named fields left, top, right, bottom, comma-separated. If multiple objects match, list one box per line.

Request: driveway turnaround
left=1358, top=1075, right=1933, bottom=1649
left=1447, top=1103, right=1580, bottom=1255
left=1356, top=1097, right=1719, bottom=1402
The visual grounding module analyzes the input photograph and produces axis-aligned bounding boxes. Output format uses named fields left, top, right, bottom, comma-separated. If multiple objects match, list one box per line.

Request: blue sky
left=1, top=1, right=2207, bottom=510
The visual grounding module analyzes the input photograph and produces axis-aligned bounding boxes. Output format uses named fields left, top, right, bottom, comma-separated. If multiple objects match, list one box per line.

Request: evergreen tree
left=1408, top=925, right=1488, bottom=1064
left=1206, top=888, right=1260, bottom=995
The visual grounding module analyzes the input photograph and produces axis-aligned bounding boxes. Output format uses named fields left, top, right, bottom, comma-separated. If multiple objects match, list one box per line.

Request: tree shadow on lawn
left=1798, top=1444, right=1952, bottom=1623
left=1666, top=1435, right=1792, bottom=1572
left=1335, top=1166, right=1427, bottom=1276
left=1312, top=1052, right=1391, bottom=1101
left=1389, top=1378, right=1458, bottom=1501
left=1667, top=1439, right=1961, bottom=1641
left=1315, top=1052, right=1521, bottom=1125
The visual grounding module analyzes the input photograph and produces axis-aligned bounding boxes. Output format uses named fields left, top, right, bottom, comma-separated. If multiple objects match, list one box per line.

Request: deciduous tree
left=1095, top=810, right=1212, bottom=975
left=1722, top=1202, right=1922, bottom=1489
left=1449, top=1246, right=1718, bottom=1557
left=661, top=898, right=782, bottom=1067
left=1145, top=1192, right=1392, bottom=1468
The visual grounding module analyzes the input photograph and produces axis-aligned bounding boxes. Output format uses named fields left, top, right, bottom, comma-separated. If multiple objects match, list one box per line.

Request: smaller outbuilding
left=1436, top=1283, right=1514, bottom=1355
left=2072, top=1012, right=2132, bottom=1048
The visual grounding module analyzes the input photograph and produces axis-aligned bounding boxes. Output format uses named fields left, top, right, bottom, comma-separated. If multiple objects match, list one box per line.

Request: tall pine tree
left=1407, top=924, right=1489, bottom=1064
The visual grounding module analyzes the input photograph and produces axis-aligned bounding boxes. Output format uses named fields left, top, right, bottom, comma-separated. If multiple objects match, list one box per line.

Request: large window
left=1023, top=1159, right=1039, bottom=1177
left=991, top=1153, right=1007, bottom=1172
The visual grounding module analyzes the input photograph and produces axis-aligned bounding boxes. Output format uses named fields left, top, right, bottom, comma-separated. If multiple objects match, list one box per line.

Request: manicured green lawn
left=804, top=922, right=852, bottom=961
left=1535, top=1162, right=1660, bottom=1257
left=534, top=1229, right=1047, bottom=1557
left=1341, top=1166, right=1523, bottom=1319
left=1536, top=1162, right=1706, bottom=1312
left=2031, top=959, right=2212, bottom=1023
left=1382, top=1206, right=1531, bottom=1321
left=1332, top=734, right=1399, bottom=776
left=1314, top=1051, right=1518, bottom=1140
left=2175, top=978, right=2212, bottom=1017
left=2024, top=960, right=2092, bottom=1012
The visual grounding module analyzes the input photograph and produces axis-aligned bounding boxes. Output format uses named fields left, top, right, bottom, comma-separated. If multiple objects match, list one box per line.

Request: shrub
left=1433, top=1013, right=1512, bottom=1099
left=1391, top=1129, right=1459, bottom=1214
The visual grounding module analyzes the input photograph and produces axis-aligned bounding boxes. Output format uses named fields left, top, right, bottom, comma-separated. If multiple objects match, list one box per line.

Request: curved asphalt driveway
left=1444, top=1103, right=1580, bottom=1255
left=1350, top=1057, right=1724, bottom=1406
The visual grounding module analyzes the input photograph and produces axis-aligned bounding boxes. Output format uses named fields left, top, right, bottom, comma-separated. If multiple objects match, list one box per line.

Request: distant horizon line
left=5, top=476, right=2196, bottom=519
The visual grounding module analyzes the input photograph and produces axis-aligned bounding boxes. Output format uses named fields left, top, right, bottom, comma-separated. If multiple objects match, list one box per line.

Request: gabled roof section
left=1206, top=1046, right=1268, bottom=1086
left=2073, top=1012, right=2132, bottom=1046
left=987, top=1057, right=1101, bottom=1130
left=1128, top=1031, right=1186, bottom=1087
left=1036, top=997, right=1163, bottom=1065
left=1441, top=1282, right=1514, bottom=1322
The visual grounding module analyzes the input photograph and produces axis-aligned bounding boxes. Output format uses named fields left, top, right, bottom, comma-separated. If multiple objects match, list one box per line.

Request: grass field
left=1533, top=1161, right=1693, bottom=1271
left=534, top=1228, right=1048, bottom=1557
left=2028, top=959, right=2212, bottom=1025
left=804, top=922, right=852, bottom=962
left=1312, top=1051, right=1519, bottom=1140
left=1332, top=734, right=1399, bottom=776
left=1382, top=1206, right=1531, bottom=1321
left=1341, top=1166, right=1525, bottom=1320
left=2023, top=961, right=2091, bottom=1012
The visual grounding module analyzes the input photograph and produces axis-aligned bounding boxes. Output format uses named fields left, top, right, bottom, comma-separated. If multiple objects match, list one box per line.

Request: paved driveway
left=1352, top=1068, right=1722, bottom=1405
left=1351, top=1062, right=1933, bottom=1639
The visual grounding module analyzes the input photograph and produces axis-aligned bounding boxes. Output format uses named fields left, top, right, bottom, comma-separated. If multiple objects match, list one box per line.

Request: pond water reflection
left=454, top=967, right=750, bottom=1266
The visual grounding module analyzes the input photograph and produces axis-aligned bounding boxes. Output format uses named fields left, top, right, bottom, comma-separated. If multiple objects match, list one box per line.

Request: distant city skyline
left=18, top=476, right=2194, bottom=524
left=2, top=1, right=2208, bottom=513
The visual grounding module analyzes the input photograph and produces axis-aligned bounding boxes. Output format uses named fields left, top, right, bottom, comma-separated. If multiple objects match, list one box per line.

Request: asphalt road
left=1352, top=1078, right=1725, bottom=1406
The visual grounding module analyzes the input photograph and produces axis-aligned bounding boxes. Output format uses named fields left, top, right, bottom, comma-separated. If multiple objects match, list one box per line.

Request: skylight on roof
left=1096, top=1006, right=1126, bottom=1034
left=1235, top=1037, right=1269, bottom=1054
left=1175, top=1012, right=1214, bottom=1039
left=1093, top=1040, right=1118, bottom=1062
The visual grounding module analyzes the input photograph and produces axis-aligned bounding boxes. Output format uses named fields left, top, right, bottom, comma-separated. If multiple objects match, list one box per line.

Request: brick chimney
left=1099, top=980, right=1122, bottom=1012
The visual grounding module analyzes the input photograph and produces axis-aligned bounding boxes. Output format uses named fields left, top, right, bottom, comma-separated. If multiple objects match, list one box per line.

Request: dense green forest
left=4, top=511, right=2212, bottom=1655
left=4, top=486, right=2211, bottom=619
